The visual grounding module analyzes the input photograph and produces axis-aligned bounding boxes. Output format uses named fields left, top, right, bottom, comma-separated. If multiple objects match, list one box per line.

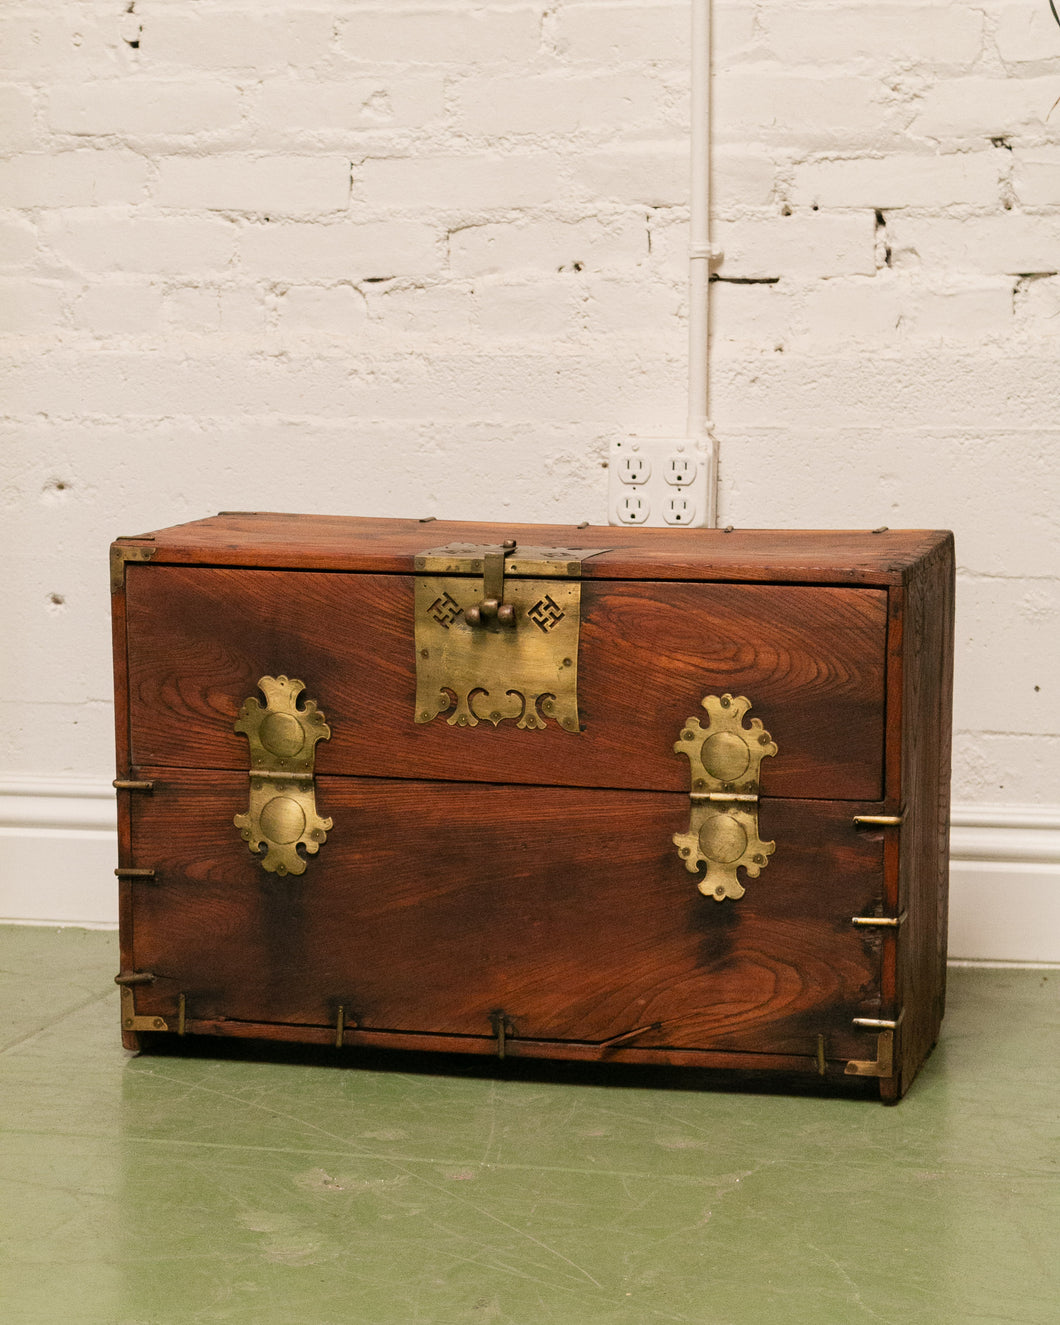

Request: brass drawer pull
left=233, top=675, right=332, bottom=877
left=673, top=693, right=777, bottom=902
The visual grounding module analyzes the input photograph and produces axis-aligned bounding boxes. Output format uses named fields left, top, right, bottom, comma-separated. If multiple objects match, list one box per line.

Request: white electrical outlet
left=607, top=437, right=714, bottom=528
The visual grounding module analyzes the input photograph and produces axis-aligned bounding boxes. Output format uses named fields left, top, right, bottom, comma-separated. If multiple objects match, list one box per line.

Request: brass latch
left=233, top=675, right=332, bottom=876
left=413, top=541, right=604, bottom=732
left=673, top=693, right=778, bottom=902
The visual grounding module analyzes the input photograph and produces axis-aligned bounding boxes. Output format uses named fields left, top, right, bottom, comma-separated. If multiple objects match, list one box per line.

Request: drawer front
left=124, top=566, right=887, bottom=800
left=121, top=773, right=886, bottom=1064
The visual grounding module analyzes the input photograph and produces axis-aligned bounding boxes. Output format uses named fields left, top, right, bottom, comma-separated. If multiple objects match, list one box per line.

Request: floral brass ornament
left=413, top=543, right=602, bottom=733
left=233, top=676, right=332, bottom=876
left=673, top=693, right=778, bottom=902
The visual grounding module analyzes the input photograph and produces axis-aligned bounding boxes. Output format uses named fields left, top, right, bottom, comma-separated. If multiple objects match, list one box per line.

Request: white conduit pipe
left=688, top=0, right=719, bottom=525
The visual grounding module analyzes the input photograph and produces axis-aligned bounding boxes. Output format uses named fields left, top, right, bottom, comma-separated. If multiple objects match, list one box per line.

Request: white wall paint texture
left=1, top=2, right=1058, bottom=943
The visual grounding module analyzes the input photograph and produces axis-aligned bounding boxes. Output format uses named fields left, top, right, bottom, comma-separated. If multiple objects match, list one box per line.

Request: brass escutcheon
left=673, top=693, right=778, bottom=902
left=233, top=676, right=332, bottom=876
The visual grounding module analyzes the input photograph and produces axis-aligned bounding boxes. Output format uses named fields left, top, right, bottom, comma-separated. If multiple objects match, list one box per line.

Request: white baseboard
left=2, top=781, right=1059, bottom=963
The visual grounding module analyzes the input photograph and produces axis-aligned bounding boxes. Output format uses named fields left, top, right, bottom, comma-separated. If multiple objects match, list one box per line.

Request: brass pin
left=853, top=813, right=904, bottom=827
left=115, top=868, right=157, bottom=882
left=335, top=1005, right=345, bottom=1049
left=852, top=910, right=908, bottom=929
left=113, top=779, right=154, bottom=792
left=816, top=1034, right=827, bottom=1076
left=177, top=993, right=187, bottom=1037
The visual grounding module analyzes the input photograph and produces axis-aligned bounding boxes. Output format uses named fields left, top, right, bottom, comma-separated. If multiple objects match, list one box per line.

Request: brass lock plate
left=414, top=544, right=599, bottom=732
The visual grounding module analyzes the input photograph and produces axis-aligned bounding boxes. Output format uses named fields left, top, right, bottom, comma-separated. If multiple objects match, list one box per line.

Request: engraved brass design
left=233, top=675, right=332, bottom=876
left=673, top=693, right=777, bottom=902
left=414, top=543, right=599, bottom=733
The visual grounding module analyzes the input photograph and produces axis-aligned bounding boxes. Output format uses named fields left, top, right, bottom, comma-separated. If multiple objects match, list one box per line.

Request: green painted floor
left=1, top=927, right=1057, bottom=1325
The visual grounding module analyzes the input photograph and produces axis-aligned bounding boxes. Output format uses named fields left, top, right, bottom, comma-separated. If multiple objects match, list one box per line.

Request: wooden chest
left=111, top=515, right=954, bottom=1100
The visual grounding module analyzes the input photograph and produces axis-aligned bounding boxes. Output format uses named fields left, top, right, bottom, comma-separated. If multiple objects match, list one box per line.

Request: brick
left=455, top=74, right=666, bottom=137
left=72, top=281, right=163, bottom=336
left=164, top=285, right=266, bottom=338
left=449, top=217, right=646, bottom=278
left=44, top=212, right=237, bottom=274
left=473, top=281, right=580, bottom=340
left=713, top=148, right=778, bottom=212
left=1016, top=273, right=1060, bottom=328
left=0, top=12, right=127, bottom=78
left=714, top=214, right=878, bottom=280
left=240, top=220, right=441, bottom=281
left=555, top=4, right=688, bottom=65
left=356, top=154, right=562, bottom=212
left=255, top=77, right=446, bottom=136
left=0, top=85, right=38, bottom=151
left=800, top=279, right=906, bottom=343
left=0, top=278, right=66, bottom=334
left=0, top=215, right=38, bottom=267
left=48, top=80, right=244, bottom=138
left=581, top=277, right=684, bottom=337
left=0, top=152, right=147, bottom=208
left=886, top=214, right=1060, bottom=274
left=155, top=155, right=350, bottom=217
left=911, top=78, right=1057, bottom=139
left=144, top=10, right=334, bottom=74
left=714, top=72, right=896, bottom=147
left=278, top=285, right=369, bottom=340
left=761, top=7, right=983, bottom=66
left=1014, top=148, right=1060, bottom=208
left=994, top=6, right=1060, bottom=66
left=908, top=284, right=1015, bottom=338
left=366, top=284, right=474, bottom=342
left=706, top=280, right=797, bottom=346
left=569, top=143, right=688, bottom=207
left=793, top=153, right=1000, bottom=210
left=338, top=10, right=541, bottom=66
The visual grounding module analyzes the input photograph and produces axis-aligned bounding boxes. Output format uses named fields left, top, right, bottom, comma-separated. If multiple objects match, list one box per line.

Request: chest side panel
left=124, top=566, right=886, bottom=800
left=124, top=773, right=885, bottom=1065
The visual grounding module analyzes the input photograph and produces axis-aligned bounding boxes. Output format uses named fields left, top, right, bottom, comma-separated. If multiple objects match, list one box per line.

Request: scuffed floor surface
left=0, top=927, right=1057, bottom=1325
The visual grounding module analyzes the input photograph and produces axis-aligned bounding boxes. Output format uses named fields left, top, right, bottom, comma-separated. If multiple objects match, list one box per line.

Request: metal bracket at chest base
left=413, top=541, right=602, bottom=733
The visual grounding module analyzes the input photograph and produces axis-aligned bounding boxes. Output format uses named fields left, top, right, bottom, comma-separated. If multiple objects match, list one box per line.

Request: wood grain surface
left=114, top=515, right=952, bottom=586
left=124, top=773, right=885, bottom=1065
left=124, top=566, right=887, bottom=799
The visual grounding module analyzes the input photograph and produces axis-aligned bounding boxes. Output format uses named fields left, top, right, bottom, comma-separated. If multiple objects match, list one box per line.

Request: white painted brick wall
left=1, top=1, right=1058, bottom=932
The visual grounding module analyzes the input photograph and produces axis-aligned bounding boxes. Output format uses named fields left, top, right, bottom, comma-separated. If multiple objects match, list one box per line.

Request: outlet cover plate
left=607, top=437, right=715, bottom=528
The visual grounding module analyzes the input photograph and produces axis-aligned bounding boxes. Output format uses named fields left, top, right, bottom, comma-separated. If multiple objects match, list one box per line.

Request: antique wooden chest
left=111, top=515, right=954, bottom=1100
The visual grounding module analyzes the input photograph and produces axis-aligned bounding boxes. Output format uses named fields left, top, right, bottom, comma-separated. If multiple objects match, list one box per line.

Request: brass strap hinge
left=845, top=1012, right=905, bottom=1079
left=413, top=541, right=606, bottom=733
left=673, top=693, right=777, bottom=902
left=233, top=675, right=332, bottom=877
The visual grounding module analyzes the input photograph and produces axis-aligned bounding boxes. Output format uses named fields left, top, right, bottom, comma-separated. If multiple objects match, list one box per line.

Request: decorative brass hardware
left=851, top=910, right=908, bottom=929
left=845, top=1013, right=904, bottom=1079
left=853, top=813, right=904, bottom=827
left=113, top=779, right=154, bottom=792
left=119, top=984, right=169, bottom=1033
left=414, top=542, right=603, bottom=732
left=110, top=541, right=156, bottom=593
left=673, top=693, right=778, bottom=902
left=233, top=675, right=332, bottom=877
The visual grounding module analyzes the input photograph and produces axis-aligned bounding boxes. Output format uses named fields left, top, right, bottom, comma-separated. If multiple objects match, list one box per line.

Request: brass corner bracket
left=845, top=1013, right=904, bottom=1079
left=110, top=541, right=156, bottom=593
left=233, top=675, right=332, bottom=876
left=672, top=693, right=778, bottom=902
